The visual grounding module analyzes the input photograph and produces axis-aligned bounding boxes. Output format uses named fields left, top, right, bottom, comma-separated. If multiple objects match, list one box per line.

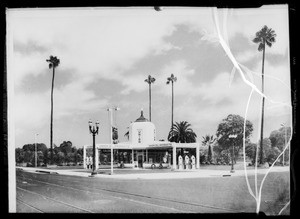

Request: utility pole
left=107, top=107, right=120, bottom=175
left=229, top=134, right=237, bottom=173
left=281, top=123, right=286, bottom=166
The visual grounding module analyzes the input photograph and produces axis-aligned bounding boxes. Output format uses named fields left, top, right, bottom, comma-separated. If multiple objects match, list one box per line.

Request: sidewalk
left=17, top=166, right=289, bottom=180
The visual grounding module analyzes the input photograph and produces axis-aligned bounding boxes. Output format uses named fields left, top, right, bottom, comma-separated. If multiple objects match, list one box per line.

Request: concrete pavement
left=17, top=166, right=289, bottom=180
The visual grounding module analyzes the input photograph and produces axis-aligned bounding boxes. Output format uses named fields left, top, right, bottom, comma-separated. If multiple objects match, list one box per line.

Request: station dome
left=129, top=109, right=156, bottom=145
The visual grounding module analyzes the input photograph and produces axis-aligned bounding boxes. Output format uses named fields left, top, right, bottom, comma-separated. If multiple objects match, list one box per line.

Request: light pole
left=229, top=134, right=237, bottom=173
left=89, top=120, right=99, bottom=176
left=35, top=133, right=39, bottom=167
left=281, top=123, right=286, bottom=166
left=107, top=107, right=120, bottom=175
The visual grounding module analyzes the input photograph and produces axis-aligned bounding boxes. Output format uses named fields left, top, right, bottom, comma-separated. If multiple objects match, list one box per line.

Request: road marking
left=18, top=175, right=240, bottom=213
left=18, top=177, right=192, bottom=213
left=17, top=186, right=95, bottom=213
left=41, top=176, right=239, bottom=212
left=17, top=198, right=44, bottom=213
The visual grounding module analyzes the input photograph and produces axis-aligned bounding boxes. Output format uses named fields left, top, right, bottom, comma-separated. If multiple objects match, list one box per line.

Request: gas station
left=83, top=110, right=202, bottom=172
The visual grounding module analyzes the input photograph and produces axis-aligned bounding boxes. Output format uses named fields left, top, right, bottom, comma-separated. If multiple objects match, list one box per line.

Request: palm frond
left=253, top=37, right=261, bottom=44
left=168, top=121, right=196, bottom=143
left=265, top=41, right=272, bottom=47
left=258, top=43, right=264, bottom=51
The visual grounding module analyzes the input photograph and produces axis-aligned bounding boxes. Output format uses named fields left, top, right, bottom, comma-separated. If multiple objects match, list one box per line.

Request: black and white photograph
left=5, top=4, right=295, bottom=215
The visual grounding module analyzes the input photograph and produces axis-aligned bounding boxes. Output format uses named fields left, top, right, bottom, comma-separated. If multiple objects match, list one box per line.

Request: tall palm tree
left=46, top=55, right=60, bottom=164
left=253, top=26, right=276, bottom=164
left=166, top=74, right=177, bottom=133
left=168, top=121, right=197, bottom=143
left=201, top=135, right=216, bottom=146
left=202, top=135, right=216, bottom=162
left=144, top=75, right=156, bottom=122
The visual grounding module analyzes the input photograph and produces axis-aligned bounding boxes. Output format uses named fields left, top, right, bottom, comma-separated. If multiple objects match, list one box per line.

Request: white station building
left=83, top=110, right=202, bottom=170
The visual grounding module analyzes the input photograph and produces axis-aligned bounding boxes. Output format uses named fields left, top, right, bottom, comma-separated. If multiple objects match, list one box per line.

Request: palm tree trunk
left=259, top=43, right=266, bottom=165
left=50, top=67, right=55, bottom=164
left=149, top=83, right=151, bottom=122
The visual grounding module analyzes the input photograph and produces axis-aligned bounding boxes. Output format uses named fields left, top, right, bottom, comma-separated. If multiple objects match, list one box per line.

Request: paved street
left=15, top=167, right=289, bottom=214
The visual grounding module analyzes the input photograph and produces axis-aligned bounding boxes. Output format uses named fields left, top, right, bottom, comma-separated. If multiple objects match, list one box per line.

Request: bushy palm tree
left=168, top=121, right=197, bottom=143
left=144, top=75, right=156, bottom=121
left=202, top=135, right=216, bottom=162
left=46, top=55, right=60, bottom=164
left=112, top=127, right=118, bottom=144
left=253, top=26, right=276, bottom=164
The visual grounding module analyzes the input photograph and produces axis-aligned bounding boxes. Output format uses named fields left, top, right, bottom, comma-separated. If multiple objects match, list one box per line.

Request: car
left=26, top=163, right=34, bottom=167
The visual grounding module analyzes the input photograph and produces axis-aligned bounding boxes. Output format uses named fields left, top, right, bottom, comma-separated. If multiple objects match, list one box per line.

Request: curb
left=35, top=170, right=59, bottom=174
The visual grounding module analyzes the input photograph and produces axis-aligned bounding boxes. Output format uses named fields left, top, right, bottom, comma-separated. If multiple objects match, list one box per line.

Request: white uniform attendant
left=178, top=155, right=183, bottom=170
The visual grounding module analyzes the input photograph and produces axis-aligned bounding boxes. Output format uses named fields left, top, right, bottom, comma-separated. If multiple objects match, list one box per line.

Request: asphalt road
left=16, top=169, right=289, bottom=214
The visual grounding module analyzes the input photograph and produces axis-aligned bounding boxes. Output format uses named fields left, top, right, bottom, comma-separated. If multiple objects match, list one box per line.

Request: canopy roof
left=84, top=142, right=202, bottom=150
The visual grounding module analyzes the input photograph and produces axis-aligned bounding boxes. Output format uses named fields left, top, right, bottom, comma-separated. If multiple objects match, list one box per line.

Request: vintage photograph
left=6, top=5, right=292, bottom=214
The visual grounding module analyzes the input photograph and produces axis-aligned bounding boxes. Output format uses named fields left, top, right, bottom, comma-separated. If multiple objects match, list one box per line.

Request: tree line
left=16, top=141, right=83, bottom=167
left=164, top=114, right=290, bottom=166
left=15, top=115, right=290, bottom=167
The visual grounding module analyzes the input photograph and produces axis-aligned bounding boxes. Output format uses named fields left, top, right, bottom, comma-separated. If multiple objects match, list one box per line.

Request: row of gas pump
left=178, top=154, right=196, bottom=170
left=85, top=154, right=197, bottom=170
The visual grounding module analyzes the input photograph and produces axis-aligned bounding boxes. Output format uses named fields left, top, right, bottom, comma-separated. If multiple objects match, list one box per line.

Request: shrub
left=199, top=148, right=207, bottom=164
left=246, top=139, right=281, bottom=165
left=265, top=146, right=281, bottom=165
left=26, top=163, right=33, bottom=167
left=215, top=149, right=231, bottom=165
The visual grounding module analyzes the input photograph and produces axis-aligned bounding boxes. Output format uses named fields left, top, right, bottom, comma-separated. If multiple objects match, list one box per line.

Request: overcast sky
left=7, top=6, right=292, bottom=148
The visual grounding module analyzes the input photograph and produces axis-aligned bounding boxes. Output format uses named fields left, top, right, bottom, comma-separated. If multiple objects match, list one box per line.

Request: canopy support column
left=196, top=143, right=200, bottom=169
left=83, top=145, right=87, bottom=169
left=172, top=144, right=177, bottom=169
left=111, top=146, right=113, bottom=174
left=132, top=149, right=134, bottom=168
